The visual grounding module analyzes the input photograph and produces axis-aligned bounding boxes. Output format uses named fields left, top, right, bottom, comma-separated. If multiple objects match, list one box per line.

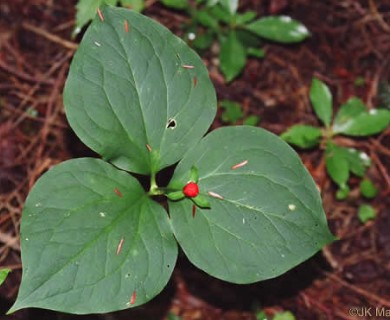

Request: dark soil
left=1, top=0, right=390, bottom=319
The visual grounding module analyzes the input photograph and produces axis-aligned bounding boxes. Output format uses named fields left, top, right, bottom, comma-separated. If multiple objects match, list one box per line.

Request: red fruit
left=183, top=182, right=199, bottom=198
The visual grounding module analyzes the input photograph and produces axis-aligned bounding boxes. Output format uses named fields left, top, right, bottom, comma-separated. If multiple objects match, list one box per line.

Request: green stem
left=148, top=173, right=169, bottom=196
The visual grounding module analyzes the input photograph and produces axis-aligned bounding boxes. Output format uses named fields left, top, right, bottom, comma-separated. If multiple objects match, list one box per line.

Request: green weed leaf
left=247, top=47, right=265, bottom=58
left=160, top=0, right=188, bottom=9
left=336, top=184, right=349, bottom=201
left=246, top=16, right=309, bottom=43
left=325, top=143, right=370, bottom=187
left=10, top=159, right=177, bottom=314
left=168, top=126, right=334, bottom=284
left=64, top=7, right=216, bottom=175
left=281, top=125, right=322, bottom=149
left=192, top=31, right=214, bottom=50
left=325, top=143, right=349, bottom=187
left=74, top=0, right=144, bottom=35
left=358, top=204, right=376, bottom=224
left=333, top=97, right=366, bottom=126
left=333, top=103, right=390, bottom=136
left=236, top=29, right=262, bottom=47
left=219, top=0, right=238, bottom=15
left=343, top=148, right=370, bottom=177
left=220, top=100, right=243, bottom=123
left=235, top=11, right=257, bottom=25
left=360, top=179, right=378, bottom=199
left=194, top=11, right=219, bottom=31
left=243, top=115, right=260, bottom=126
left=208, top=4, right=231, bottom=24
left=220, top=31, right=247, bottom=82
left=310, top=78, right=333, bottom=127
left=0, top=269, right=11, bottom=286
left=121, top=0, right=145, bottom=11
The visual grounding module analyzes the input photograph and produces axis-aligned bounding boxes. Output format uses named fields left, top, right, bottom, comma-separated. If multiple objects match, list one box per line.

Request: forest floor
left=1, top=0, right=390, bottom=319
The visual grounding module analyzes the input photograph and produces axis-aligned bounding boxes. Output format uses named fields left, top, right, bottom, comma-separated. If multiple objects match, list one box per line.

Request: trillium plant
left=10, top=6, right=334, bottom=315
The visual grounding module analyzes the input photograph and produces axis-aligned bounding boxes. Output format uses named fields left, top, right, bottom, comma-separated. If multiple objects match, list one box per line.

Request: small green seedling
left=220, top=99, right=260, bottom=125
left=358, top=204, right=377, bottom=224
left=9, top=7, right=333, bottom=315
left=281, top=78, right=390, bottom=200
left=162, top=0, right=309, bottom=82
left=359, top=178, right=378, bottom=199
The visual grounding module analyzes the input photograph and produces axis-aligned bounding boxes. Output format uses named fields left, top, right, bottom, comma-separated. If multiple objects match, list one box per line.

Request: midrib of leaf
left=109, top=16, right=169, bottom=158
left=21, top=195, right=147, bottom=303
left=103, top=22, right=151, bottom=157
left=201, top=171, right=313, bottom=214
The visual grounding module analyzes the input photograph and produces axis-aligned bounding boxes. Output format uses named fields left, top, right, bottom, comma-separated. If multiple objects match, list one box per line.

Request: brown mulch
left=1, top=0, right=390, bottom=319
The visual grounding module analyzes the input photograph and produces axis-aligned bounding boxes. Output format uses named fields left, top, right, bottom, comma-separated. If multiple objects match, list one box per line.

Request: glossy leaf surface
left=219, top=31, right=246, bottom=82
left=246, top=16, right=309, bottom=43
left=168, top=126, right=334, bottom=284
left=219, top=0, right=238, bottom=15
left=325, top=144, right=349, bottom=187
left=333, top=102, right=390, bottom=136
left=10, top=159, right=177, bottom=314
left=64, top=6, right=216, bottom=175
left=310, top=78, right=333, bottom=127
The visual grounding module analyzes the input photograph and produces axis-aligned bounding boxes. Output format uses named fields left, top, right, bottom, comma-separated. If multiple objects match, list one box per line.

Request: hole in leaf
left=166, top=119, right=176, bottom=129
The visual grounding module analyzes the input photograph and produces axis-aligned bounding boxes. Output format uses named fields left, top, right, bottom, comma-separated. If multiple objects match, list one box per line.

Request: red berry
left=183, top=182, right=199, bottom=198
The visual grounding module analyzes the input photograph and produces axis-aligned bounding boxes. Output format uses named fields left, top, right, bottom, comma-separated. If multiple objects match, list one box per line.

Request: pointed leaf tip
left=310, top=78, right=333, bottom=127
left=13, top=158, right=177, bottom=313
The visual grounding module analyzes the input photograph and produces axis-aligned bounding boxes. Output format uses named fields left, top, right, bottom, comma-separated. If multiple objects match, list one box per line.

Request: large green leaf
left=309, top=78, right=333, bottom=127
left=168, top=126, right=334, bottom=284
left=9, top=159, right=177, bottom=314
left=64, top=6, right=216, bottom=175
left=245, top=16, right=310, bottom=44
left=219, top=31, right=247, bottom=82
